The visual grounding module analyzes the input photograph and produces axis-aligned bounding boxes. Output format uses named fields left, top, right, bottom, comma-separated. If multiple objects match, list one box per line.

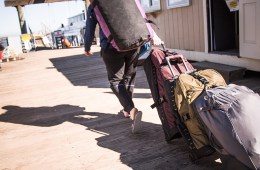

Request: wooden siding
left=147, top=0, right=205, bottom=52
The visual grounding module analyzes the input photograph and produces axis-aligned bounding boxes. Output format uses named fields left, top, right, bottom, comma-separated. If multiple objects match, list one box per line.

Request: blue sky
left=0, top=0, right=86, bottom=36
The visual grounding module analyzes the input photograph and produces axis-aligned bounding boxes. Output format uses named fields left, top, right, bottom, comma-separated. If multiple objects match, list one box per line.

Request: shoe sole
left=119, top=109, right=130, bottom=118
left=132, top=111, right=142, bottom=133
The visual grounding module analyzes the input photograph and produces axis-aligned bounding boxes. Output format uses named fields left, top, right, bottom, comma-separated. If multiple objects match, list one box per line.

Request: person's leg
left=122, top=49, right=141, bottom=121
left=101, top=48, right=142, bottom=133
left=123, top=50, right=139, bottom=99
left=101, top=48, right=136, bottom=114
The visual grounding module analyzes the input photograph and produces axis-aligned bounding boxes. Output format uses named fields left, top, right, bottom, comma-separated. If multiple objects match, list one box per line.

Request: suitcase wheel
left=189, top=153, right=199, bottom=162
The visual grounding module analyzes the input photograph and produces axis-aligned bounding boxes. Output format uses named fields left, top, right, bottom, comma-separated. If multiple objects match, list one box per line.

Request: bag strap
left=91, top=0, right=97, bottom=8
left=105, top=35, right=113, bottom=50
left=190, top=73, right=209, bottom=85
left=150, top=97, right=165, bottom=109
left=199, top=104, right=230, bottom=112
left=145, top=18, right=159, bottom=30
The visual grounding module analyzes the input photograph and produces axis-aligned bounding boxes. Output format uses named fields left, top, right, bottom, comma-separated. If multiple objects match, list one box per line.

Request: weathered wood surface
left=0, top=46, right=257, bottom=170
left=148, top=0, right=205, bottom=52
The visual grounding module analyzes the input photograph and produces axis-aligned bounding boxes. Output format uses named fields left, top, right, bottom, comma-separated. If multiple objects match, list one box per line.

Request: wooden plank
left=192, top=0, right=201, bottom=51
left=168, top=9, right=174, bottom=48
left=181, top=7, right=190, bottom=50
left=172, top=8, right=180, bottom=49
left=177, top=7, right=184, bottom=49
left=165, top=10, right=170, bottom=46
left=187, top=4, right=195, bottom=51
left=4, top=0, right=65, bottom=7
left=162, top=0, right=168, bottom=44
left=199, top=0, right=205, bottom=51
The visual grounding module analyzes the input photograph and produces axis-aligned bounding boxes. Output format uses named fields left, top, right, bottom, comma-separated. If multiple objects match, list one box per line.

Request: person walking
left=84, top=5, right=161, bottom=133
left=0, top=43, right=5, bottom=70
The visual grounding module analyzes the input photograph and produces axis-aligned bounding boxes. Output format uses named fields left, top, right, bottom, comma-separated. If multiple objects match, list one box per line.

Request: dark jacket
left=0, top=44, right=4, bottom=51
left=84, top=5, right=112, bottom=51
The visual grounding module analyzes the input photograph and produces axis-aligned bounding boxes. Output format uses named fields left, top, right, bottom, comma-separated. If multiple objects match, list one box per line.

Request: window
left=140, top=0, right=161, bottom=13
left=167, top=0, right=191, bottom=9
left=0, top=37, right=9, bottom=48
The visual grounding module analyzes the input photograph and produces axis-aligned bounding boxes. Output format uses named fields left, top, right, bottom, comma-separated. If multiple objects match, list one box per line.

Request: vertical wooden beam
left=16, top=5, right=27, bottom=34
left=203, top=0, right=209, bottom=53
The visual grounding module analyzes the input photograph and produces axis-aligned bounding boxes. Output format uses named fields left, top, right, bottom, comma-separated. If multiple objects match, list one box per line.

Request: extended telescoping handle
left=179, top=55, right=190, bottom=72
left=161, top=43, right=191, bottom=78
left=161, top=42, right=166, bottom=51
left=165, top=56, right=177, bottom=77
left=161, top=43, right=177, bottom=77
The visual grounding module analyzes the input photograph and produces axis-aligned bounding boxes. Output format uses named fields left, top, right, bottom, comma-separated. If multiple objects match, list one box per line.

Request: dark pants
left=101, top=48, right=139, bottom=113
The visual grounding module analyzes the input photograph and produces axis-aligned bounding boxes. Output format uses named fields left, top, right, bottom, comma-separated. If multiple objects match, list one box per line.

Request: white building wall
left=8, top=36, right=23, bottom=55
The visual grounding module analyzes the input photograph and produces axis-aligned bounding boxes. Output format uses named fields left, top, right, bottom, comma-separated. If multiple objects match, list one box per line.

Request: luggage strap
left=182, top=113, right=191, bottom=121
left=145, top=18, right=159, bottom=30
left=199, top=104, right=230, bottom=112
left=91, top=0, right=97, bottom=8
left=151, top=97, right=165, bottom=109
left=191, top=73, right=209, bottom=85
left=180, top=126, right=197, bottom=150
left=105, top=35, right=113, bottom=49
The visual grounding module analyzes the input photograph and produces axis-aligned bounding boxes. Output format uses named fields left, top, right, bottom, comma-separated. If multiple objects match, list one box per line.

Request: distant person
left=0, top=43, right=4, bottom=52
left=84, top=5, right=162, bottom=133
left=0, top=43, right=4, bottom=70
left=62, top=38, right=71, bottom=48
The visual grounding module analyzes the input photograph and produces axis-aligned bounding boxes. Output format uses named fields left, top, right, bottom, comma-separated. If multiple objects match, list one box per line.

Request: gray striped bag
left=192, top=84, right=260, bottom=169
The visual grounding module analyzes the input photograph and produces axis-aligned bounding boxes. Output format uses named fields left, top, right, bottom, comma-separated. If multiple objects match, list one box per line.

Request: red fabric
left=150, top=48, right=195, bottom=128
left=0, top=51, right=2, bottom=60
left=151, top=48, right=194, bottom=80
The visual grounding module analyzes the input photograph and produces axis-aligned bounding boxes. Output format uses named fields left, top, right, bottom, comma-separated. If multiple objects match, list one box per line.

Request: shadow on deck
left=49, top=52, right=149, bottom=89
left=1, top=48, right=257, bottom=169
left=45, top=51, right=257, bottom=169
left=0, top=104, right=223, bottom=170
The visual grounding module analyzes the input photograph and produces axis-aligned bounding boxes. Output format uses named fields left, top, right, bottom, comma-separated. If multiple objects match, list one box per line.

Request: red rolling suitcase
left=143, top=45, right=215, bottom=160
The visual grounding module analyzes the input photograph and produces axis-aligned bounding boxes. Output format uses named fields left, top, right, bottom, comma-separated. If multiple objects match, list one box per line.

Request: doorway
left=207, top=0, right=239, bottom=55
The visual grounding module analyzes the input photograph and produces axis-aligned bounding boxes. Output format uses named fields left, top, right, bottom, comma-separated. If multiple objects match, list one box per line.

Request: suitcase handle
left=178, top=54, right=190, bottom=72
left=161, top=43, right=191, bottom=78
left=165, top=56, right=177, bottom=77
left=161, top=42, right=166, bottom=51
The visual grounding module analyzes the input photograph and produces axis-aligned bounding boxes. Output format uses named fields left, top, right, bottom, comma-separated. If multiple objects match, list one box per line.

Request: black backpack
left=90, top=0, right=154, bottom=51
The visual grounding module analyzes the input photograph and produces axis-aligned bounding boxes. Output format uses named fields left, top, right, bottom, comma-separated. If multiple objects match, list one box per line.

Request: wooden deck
left=0, top=46, right=258, bottom=170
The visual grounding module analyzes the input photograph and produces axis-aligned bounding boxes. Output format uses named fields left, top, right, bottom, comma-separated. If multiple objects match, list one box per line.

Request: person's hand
left=152, top=34, right=162, bottom=46
left=84, top=51, right=93, bottom=56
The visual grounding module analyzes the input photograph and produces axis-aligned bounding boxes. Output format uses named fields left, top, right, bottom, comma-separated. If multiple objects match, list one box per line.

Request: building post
left=16, top=5, right=27, bottom=34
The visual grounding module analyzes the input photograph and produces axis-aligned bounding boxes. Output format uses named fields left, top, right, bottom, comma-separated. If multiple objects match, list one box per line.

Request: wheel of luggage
left=189, top=152, right=199, bottom=162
